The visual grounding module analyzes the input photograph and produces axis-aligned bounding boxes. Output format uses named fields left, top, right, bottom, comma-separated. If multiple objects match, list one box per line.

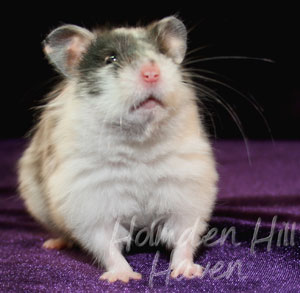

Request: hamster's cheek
left=79, top=68, right=127, bottom=120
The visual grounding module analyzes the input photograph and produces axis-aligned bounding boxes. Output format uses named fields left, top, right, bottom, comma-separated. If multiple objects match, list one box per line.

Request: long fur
left=18, top=17, right=218, bottom=278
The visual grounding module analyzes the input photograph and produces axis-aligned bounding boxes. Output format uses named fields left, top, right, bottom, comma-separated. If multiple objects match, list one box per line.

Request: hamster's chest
left=78, top=146, right=179, bottom=220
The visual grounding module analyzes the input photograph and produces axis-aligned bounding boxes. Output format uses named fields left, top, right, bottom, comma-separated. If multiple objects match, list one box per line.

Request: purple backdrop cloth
left=0, top=139, right=299, bottom=292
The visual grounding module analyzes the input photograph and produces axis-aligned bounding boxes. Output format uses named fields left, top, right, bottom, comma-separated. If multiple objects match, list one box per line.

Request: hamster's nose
left=141, top=63, right=160, bottom=83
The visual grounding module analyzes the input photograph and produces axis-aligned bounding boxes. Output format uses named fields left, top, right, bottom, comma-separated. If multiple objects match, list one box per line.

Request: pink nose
left=141, top=63, right=160, bottom=83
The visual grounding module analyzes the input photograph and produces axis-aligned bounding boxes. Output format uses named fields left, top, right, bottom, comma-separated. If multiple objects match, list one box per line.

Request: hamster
left=18, top=16, right=218, bottom=283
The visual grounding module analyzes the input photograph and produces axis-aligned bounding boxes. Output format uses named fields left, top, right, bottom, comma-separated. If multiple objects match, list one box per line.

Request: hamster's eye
left=104, top=55, right=118, bottom=65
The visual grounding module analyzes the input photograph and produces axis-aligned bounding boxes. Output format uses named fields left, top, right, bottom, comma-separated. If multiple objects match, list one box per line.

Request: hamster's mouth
left=131, top=96, right=163, bottom=112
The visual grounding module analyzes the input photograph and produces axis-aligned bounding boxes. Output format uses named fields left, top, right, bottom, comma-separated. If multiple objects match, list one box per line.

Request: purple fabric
left=1, top=139, right=299, bottom=292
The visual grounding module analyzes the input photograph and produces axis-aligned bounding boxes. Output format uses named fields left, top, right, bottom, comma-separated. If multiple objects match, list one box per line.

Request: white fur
left=18, top=21, right=218, bottom=281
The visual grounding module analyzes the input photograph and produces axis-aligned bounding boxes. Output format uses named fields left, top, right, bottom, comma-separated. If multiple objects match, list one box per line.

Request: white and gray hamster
left=18, top=16, right=218, bottom=282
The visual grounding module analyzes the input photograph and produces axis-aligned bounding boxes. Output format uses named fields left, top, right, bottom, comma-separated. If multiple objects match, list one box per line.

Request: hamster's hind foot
left=42, top=237, right=73, bottom=250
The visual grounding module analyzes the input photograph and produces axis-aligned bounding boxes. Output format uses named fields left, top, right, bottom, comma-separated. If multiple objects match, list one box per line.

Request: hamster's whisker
left=182, top=80, right=220, bottom=139
left=184, top=77, right=252, bottom=165
left=183, top=55, right=274, bottom=67
left=183, top=68, right=273, bottom=142
left=119, top=115, right=123, bottom=132
left=184, top=44, right=212, bottom=57
left=97, top=106, right=113, bottom=141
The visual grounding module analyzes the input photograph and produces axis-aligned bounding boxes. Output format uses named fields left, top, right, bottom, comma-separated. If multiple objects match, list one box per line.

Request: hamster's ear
left=149, top=16, right=187, bottom=64
left=43, top=25, right=94, bottom=77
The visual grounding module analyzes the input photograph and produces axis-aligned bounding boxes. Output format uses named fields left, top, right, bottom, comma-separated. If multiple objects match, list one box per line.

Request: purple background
left=1, top=139, right=299, bottom=292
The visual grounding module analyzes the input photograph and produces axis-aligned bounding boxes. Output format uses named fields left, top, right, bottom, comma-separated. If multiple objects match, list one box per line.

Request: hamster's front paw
left=42, top=237, right=73, bottom=250
left=171, top=261, right=203, bottom=279
left=99, top=269, right=142, bottom=283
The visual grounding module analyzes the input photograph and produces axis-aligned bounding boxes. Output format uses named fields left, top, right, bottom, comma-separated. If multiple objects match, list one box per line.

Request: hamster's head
left=43, top=17, right=193, bottom=140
